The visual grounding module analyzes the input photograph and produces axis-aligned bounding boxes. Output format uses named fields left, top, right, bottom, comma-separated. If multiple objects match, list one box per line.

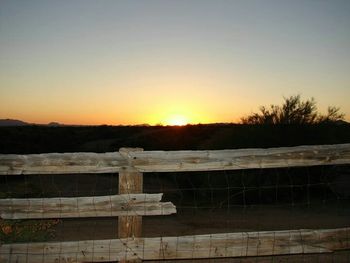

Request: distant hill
left=0, top=119, right=29, bottom=126
left=335, top=120, right=350, bottom=125
left=47, top=122, right=64, bottom=127
left=0, top=119, right=68, bottom=127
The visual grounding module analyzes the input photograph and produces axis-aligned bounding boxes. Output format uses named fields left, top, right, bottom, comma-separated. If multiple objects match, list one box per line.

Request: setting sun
left=0, top=1, right=349, bottom=126
left=165, top=115, right=189, bottom=126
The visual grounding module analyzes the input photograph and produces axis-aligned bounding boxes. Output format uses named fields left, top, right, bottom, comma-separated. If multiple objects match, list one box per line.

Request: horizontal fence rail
left=0, top=193, right=176, bottom=219
left=1, top=227, right=349, bottom=263
left=1, top=144, right=350, bottom=263
left=1, top=143, right=350, bottom=174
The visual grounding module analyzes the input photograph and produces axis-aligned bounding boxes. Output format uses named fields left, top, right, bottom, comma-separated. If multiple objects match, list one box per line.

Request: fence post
left=118, top=148, right=143, bottom=263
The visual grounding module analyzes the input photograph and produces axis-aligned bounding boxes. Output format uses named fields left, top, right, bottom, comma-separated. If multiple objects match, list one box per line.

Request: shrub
left=241, top=95, right=345, bottom=125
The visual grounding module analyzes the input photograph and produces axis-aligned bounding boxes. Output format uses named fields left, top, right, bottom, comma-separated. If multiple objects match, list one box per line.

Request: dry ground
left=3, top=173, right=350, bottom=262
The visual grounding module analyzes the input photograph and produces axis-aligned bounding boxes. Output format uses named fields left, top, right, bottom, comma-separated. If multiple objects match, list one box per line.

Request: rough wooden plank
left=1, top=144, right=350, bottom=175
left=0, top=194, right=176, bottom=219
left=1, top=227, right=349, bottom=262
left=118, top=148, right=144, bottom=263
left=0, top=152, right=127, bottom=175
left=130, top=143, right=350, bottom=172
left=146, top=250, right=350, bottom=263
left=118, top=165, right=143, bottom=239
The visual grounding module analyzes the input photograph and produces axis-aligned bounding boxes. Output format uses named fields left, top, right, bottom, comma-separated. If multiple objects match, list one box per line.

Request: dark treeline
left=0, top=123, right=350, bottom=154
left=2, top=96, right=350, bottom=208
left=1, top=122, right=350, bottom=205
left=2, top=95, right=349, bottom=154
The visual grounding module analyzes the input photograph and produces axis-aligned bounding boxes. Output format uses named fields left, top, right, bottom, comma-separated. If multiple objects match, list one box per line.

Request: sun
left=165, top=115, right=189, bottom=126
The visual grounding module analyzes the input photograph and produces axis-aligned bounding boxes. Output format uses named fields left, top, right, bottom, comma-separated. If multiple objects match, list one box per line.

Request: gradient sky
left=1, top=0, right=349, bottom=125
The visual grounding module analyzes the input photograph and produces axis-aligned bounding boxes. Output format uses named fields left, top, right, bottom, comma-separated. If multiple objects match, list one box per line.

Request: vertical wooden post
left=118, top=148, right=143, bottom=263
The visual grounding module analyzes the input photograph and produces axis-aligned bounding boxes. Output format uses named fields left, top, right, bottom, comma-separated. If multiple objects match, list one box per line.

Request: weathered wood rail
left=1, top=143, right=350, bottom=174
left=0, top=194, right=176, bottom=219
left=1, top=227, right=349, bottom=262
left=1, top=144, right=350, bottom=263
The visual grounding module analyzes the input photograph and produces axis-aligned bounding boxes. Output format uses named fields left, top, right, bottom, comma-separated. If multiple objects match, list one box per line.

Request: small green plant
left=0, top=219, right=60, bottom=243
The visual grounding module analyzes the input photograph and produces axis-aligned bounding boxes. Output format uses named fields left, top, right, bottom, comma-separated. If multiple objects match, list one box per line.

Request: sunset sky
left=1, top=0, right=350, bottom=125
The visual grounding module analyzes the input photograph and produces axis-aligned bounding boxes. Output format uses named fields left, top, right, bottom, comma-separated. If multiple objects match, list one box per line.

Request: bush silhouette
left=241, top=95, right=345, bottom=125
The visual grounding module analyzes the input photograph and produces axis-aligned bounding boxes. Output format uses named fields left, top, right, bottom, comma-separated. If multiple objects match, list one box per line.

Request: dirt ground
left=50, top=204, right=350, bottom=262
left=53, top=204, right=350, bottom=240
left=3, top=172, right=350, bottom=262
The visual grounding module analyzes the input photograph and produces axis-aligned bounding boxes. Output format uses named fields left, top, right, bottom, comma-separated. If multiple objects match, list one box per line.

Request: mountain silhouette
left=0, top=119, right=29, bottom=126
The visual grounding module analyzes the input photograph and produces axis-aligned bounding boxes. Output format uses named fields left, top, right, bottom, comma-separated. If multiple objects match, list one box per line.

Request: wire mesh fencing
left=0, top=145, right=350, bottom=262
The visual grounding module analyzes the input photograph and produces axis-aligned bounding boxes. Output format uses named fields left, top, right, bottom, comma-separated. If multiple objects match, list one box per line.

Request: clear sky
left=1, top=0, right=349, bottom=125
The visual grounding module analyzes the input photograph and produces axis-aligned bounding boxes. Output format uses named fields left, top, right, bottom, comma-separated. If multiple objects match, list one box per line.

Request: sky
left=1, top=0, right=350, bottom=125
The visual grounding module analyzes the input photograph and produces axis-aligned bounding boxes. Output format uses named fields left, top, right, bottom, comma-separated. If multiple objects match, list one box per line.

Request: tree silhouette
left=241, top=95, right=345, bottom=125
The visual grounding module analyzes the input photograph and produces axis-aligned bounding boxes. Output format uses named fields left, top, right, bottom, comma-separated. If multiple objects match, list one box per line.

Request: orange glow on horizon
left=164, top=114, right=189, bottom=126
left=144, top=103, right=211, bottom=126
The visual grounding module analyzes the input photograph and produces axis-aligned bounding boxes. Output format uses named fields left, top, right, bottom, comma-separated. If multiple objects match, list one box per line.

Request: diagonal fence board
left=0, top=193, right=176, bottom=219
left=0, top=227, right=349, bottom=263
left=1, top=144, right=350, bottom=175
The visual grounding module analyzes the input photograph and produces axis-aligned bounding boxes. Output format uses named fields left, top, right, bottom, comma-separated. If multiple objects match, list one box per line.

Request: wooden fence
left=1, top=144, right=350, bottom=262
